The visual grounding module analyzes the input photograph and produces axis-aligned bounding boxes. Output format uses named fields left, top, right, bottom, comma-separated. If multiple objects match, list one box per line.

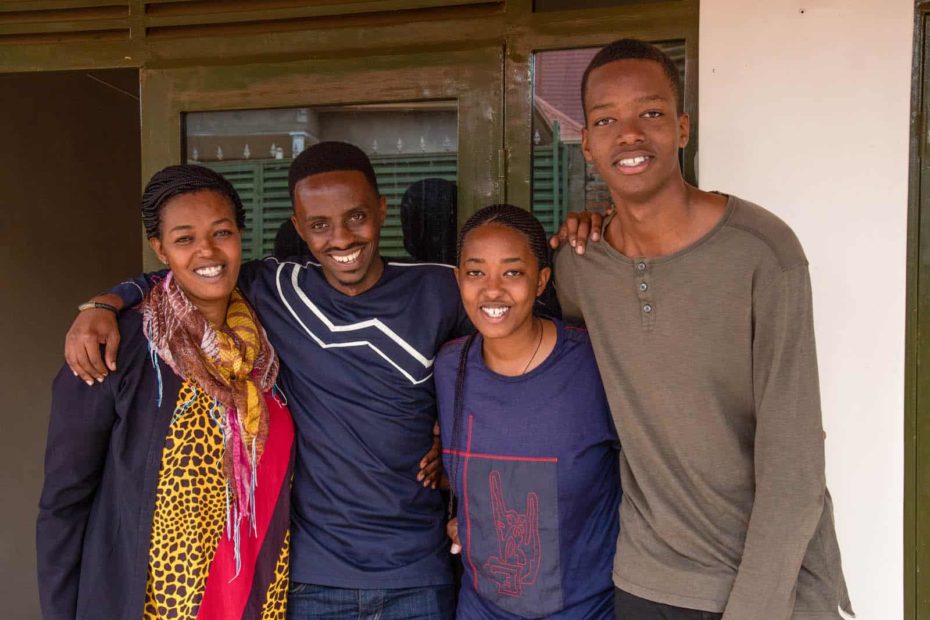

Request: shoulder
left=385, top=261, right=460, bottom=301
left=554, top=321, right=597, bottom=362
left=436, top=335, right=474, bottom=376
left=115, top=309, right=149, bottom=359
left=386, top=260, right=456, bottom=281
left=723, top=195, right=808, bottom=270
left=553, top=244, right=579, bottom=271
left=437, top=335, right=470, bottom=363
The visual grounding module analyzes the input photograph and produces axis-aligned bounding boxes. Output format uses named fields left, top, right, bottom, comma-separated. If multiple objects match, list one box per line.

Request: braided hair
left=447, top=204, right=552, bottom=514
left=141, top=164, right=245, bottom=238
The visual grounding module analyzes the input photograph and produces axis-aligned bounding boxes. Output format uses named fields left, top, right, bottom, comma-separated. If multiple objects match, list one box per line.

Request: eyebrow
left=168, top=217, right=234, bottom=233
left=589, top=93, right=670, bottom=113
left=302, top=204, right=369, bottom=221
left=463, top=256, right=526, bottom=264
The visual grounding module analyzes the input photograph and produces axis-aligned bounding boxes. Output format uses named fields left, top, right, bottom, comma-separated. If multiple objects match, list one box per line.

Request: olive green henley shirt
left=555, top=195, right=852, bottom=620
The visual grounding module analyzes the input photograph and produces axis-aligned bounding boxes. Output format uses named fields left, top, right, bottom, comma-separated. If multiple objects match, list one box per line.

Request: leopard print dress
left=143, top=382, right=293, bottom=620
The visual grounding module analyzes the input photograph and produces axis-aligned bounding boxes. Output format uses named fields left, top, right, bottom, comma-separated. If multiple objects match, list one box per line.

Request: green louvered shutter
left=208, top=153, right=458, bottom=260
left=533, top=148, right=557, bottom=235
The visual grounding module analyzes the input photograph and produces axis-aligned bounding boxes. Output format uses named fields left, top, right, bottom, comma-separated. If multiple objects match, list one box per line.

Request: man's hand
left=447, top=517, right=461, bottom=555
left=64, top=294, right=124, bottom=385
left=548, top=208, right=610, bottom=255
left=417, top=421, right=445, bottom=489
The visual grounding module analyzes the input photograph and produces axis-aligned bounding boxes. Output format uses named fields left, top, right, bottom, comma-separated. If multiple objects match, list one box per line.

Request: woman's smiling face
left=456, top=223, right=550, bottom=342
left=148, top=189, right=242, bottom=324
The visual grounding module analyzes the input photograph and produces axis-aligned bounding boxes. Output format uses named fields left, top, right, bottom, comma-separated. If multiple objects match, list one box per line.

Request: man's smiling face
left=291, top=169, right=387, bottom=296
left=581, top=58, right=690, bottom=203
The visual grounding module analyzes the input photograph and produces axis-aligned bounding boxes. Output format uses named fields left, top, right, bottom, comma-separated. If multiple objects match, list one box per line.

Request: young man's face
left=581, top=58, right=689, bottom=203
left=291, top=169, right=387, bottom=296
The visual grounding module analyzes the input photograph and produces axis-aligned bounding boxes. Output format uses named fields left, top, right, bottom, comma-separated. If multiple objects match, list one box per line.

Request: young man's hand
left=417, top=421, right=446, bottom=489
left=548, top=208, right=610, bottom=255
left=64, top=294, right=123, bottom=385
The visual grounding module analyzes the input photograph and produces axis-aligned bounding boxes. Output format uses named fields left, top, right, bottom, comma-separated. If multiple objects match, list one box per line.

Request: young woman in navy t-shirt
left=435, top=204, right=621, bottom=619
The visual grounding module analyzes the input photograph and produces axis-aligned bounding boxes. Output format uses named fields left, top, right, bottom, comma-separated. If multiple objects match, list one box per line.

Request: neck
left=482, top=317, right=545, bottom=377
left=194, top=300, right=229, bottom=327
left=607, top=181, right=725, bottom=257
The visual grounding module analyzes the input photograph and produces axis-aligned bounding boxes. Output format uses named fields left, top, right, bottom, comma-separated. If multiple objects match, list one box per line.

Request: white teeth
left=481, top=306, right=509, bottom=319
left=195, top=265, right=222, bottom=277
left=618, top=156, right=648, bottom=167
left=332, top=249, right=362, bottom=264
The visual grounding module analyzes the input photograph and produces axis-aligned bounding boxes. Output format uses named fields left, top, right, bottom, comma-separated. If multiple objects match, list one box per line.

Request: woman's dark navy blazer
left=37, top=310, right=182, bottom=620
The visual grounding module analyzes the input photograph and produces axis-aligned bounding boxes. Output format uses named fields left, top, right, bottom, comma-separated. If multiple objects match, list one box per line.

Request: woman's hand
left=548, top=208, right=611, bottom=255
left=447, top=517, right=461, bottom=555
left=417, top=421, right=446, bottom=489
left=64, top=294, right=124, bottom=385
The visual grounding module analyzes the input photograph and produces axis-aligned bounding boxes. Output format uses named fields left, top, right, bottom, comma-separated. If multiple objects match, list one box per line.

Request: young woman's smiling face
left=148, top=189, right=242, bottom=325
left=456, top=223, right=551, bottom=342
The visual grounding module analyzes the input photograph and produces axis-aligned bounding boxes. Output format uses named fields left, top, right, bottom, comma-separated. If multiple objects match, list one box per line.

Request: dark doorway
left=0, top=68, right=141, bottom=619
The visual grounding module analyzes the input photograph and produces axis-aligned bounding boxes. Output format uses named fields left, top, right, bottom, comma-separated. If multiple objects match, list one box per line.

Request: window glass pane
left=184, top=102, right=458, bottom=261
left=531, top=41, right=685, bottom=235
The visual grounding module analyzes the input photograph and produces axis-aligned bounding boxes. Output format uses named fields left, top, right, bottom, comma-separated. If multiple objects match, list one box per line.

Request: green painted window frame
left=906, top=5, right=930, bottom=619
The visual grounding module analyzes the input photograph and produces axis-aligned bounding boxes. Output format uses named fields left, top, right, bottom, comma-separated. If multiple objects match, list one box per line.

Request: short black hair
left=141, top=164, right=245, bottom=238
left=581, top=38, right=684, bottom=120
left=288, top=141, right=380, bottom=199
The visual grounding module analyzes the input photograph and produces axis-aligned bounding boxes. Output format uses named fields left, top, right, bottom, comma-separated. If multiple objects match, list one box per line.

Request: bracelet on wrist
left=77, top=300, right=119, bottom=314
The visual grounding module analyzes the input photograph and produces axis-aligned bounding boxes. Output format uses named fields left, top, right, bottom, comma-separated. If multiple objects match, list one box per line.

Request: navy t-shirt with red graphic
left=436, top=320, right=620, bottom=619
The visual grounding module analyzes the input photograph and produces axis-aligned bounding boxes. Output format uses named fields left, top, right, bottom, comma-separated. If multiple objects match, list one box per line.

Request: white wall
left=699, top=1, right=913, bottom=617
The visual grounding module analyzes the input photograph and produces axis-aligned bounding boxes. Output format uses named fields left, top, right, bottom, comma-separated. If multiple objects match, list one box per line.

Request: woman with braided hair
left=37, top=165, right=294, bottom=619
left=434, top=204, right=621, bottom=619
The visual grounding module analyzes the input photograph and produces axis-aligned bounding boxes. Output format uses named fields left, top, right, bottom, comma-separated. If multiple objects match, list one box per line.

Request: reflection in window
left=184, top=102, right=458, bottom=260
left=531, top=41, right=685, bottom=234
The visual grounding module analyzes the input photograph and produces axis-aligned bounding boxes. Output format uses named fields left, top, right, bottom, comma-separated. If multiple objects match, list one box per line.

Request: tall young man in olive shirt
left=554, top=39, right=852, bottom=620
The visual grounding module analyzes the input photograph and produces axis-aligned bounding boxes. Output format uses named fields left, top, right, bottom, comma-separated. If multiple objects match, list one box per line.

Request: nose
left=329, top=222, right=352, bottom=249
left=616, top=117, right=645, bottom=145
left=483, top=272, right=505, bottom=296
left=195, top=235, right=218, bottom=257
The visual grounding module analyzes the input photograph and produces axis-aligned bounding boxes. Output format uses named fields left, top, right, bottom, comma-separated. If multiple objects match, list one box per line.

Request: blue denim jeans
left=286, top=583, right=455, bottom=620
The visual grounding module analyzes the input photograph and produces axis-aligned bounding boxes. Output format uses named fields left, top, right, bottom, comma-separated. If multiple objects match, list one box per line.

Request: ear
left=148, top=237, right=168, bottom=265
left=453, top=265, right=461, bottom=285
left=581, top=127, right=593, bottom=162
left=678, top=112, right=691, bottom=149
left=536, top=266, right=552, bottom=297
left=377, top=195, right=388, bottom=225
left=290, top=214, right=309, bottom=244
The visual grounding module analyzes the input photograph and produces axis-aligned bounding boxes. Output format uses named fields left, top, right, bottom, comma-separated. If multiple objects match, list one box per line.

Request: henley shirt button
left=637, top=261, right=647, bottom=271
left=643, top=304, right=653, bottom=313
left=639, top=282, right=648, bottom=292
